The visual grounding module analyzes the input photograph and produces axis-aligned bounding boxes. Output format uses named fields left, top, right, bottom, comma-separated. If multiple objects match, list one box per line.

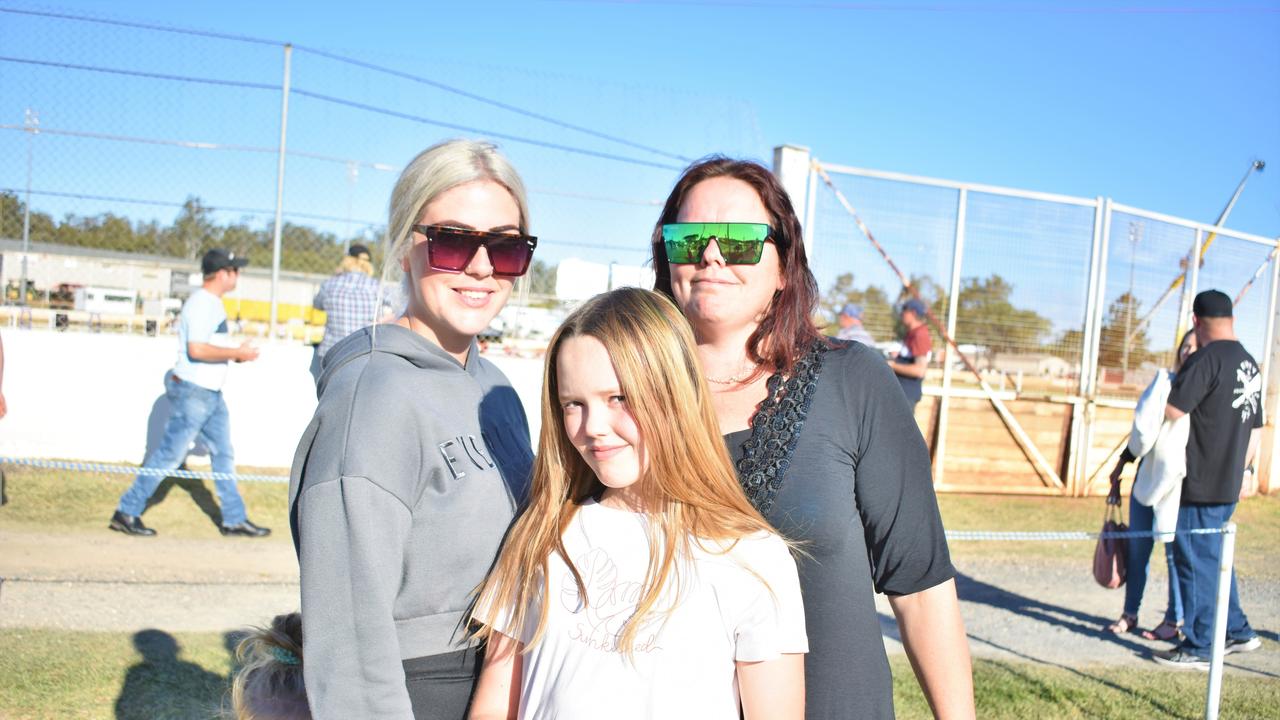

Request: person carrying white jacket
left=1104, top=330, right=1197, bottom=642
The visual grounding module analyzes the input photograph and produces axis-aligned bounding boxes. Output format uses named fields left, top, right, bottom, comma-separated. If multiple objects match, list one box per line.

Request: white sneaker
left=1225, top=636, right=1262, bottom=655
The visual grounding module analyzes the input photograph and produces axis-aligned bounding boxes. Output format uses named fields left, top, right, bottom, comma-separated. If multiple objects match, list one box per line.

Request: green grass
left=1, top=629, right=1275, bottom=720
left=0, top=463, right=290, bottom=541
left=889, top=656, right=1280, bottom=719
left=937, top=493, right=1280, bottom=580
left=2, top=465, right=1278, bottom=717
left=0, top=629, right=236, bottom=720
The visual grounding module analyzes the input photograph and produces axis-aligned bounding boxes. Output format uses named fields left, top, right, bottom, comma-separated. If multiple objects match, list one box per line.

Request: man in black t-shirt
left=1154, top=290, right=1262, bottom=670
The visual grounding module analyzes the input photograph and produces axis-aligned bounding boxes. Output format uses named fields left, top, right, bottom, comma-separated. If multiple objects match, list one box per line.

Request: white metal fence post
left=1204, top=522, right=1237, bottom=720
left=268, top=43, right=293, bottom=340
left=1264, top=243, right=1280, bottom=494
left=1183, top=229, right=1203, bottom=341
left=1073, top=197, right=1110, bottom=494
left=933, top=187, right=967, bottom=484
left=771, top=145, right=814, bottom=256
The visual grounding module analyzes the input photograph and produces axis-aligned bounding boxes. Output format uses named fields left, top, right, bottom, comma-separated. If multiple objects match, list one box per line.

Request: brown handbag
left=1093, top=503, right=1128, bottom=589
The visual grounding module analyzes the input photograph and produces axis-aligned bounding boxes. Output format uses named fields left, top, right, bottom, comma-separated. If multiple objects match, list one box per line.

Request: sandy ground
left=1, top=526, right=1276, bottom=678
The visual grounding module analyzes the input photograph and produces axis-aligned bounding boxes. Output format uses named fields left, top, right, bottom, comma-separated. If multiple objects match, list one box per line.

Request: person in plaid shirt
left=310, top=243, right=384, bottom=383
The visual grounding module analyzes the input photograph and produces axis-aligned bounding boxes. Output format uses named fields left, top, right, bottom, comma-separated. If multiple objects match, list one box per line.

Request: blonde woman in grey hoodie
left=289, top=139, right=537, bottom=720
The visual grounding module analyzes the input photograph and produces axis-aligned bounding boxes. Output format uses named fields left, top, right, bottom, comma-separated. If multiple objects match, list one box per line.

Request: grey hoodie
left=289, top=324, right=533, bottom=719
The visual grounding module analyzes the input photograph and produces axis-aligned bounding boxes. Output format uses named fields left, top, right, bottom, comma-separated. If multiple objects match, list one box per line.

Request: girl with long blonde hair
left=469, top=287, right=807, bottom=720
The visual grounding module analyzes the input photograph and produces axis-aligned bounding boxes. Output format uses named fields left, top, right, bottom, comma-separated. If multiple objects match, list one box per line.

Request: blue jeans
left=117, top=373, right=247, bottom=526
left=1123, top=499, right=1182, bottom=625
left=1171, top=502, right=1254, bottom=657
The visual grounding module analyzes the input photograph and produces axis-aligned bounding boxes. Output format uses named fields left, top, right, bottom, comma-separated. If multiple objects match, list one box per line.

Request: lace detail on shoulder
left=735, top=340, right=831, bottom=514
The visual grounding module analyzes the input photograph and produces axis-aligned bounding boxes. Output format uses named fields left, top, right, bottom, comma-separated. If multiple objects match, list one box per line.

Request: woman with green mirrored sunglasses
left=661, top=222, right=774, bottom=265
left=649, top=157, right=974, bottom=720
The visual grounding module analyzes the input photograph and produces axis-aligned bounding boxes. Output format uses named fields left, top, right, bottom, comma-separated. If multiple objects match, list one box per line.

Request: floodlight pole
left=1174, top=159, right=1264, bottom=336
left=1123, top=221, right=1141, bottom=373
left=269, top=43, right=293, bottom=339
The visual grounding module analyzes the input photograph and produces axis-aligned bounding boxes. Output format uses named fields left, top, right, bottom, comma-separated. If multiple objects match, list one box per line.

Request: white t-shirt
left=487, top=498, right=807, bottom=720
left=173, top=289, right=232, bottom=390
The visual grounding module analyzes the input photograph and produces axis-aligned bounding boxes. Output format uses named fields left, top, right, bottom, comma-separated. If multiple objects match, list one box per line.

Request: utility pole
left=19, top=108, right=39, bottom=307
left=343, top=161, right=358, bottom=254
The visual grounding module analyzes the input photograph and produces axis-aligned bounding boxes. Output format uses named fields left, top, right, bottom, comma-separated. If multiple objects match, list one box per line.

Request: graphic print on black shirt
left=1168, top=339, right=1264, bottom=504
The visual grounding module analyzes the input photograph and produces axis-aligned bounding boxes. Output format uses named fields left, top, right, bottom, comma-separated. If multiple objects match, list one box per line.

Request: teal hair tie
left=269, top=646, right=301, bottom=666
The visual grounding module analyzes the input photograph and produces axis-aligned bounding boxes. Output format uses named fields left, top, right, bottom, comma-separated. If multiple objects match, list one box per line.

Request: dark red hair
left=650, top=156, right=823, bottom=377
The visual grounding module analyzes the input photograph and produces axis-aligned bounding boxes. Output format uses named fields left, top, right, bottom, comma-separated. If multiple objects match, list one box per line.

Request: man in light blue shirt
left=836, top=303, right=875, bottom=346
left=111, top=248, right=270, bottom=538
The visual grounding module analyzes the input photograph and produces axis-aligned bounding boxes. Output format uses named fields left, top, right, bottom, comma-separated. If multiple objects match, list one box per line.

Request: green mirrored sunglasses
left=661, top=222, right=774, bottom=265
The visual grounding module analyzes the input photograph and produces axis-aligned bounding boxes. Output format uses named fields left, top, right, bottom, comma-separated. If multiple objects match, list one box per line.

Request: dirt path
left=2, top=527, right=1276, bottom=677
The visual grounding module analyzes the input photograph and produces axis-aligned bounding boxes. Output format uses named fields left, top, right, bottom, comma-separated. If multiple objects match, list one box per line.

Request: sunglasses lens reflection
left=485, top=237, right=534, bottom=276
left=662, top=223, right=770, bottom=265
left=428, top=231, right=478, bottom=272
left=422, top=227, right=535, bottom=276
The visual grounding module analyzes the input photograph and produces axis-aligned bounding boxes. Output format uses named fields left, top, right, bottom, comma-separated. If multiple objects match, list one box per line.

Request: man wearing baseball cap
left=891, top=297, right=932, bottom=408
left=835, top=302, right=875, bottom=346
left=1154, top=289, right=1262, bottom=668
left=110, top=248, right=269, bottom=538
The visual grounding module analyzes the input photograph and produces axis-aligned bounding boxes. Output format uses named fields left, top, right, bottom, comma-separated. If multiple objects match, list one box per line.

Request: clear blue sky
left=1, top=0, right=1277, bottom=339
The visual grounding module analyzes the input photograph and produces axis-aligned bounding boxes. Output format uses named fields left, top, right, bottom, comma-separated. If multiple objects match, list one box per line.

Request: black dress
left=725, top=340, right=955, bottom=719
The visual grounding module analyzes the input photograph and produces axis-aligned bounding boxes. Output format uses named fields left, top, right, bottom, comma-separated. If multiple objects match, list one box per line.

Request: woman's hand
left=1107, top=459, right=1127, bottom=506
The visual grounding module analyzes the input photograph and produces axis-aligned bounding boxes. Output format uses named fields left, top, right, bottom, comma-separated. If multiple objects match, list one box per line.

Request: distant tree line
left=822, top=271, right=1158, bottom=370
left=0, top=192, right=557, bottom=296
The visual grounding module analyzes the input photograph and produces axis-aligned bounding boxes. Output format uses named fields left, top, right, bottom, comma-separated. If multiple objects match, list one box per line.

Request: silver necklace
left=706, top=361, right=759, bottom=385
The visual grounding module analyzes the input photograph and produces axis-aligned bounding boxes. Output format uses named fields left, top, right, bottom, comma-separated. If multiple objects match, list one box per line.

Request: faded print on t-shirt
left=488, top=499, right=806, bottom=720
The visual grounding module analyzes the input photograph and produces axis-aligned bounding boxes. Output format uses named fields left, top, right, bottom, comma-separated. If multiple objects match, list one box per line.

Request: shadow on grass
left=954, top=572, right=1152, bottom=654
left=114, top=629, right=227, bottom=720
left=145, top=476, right=223, bottom=527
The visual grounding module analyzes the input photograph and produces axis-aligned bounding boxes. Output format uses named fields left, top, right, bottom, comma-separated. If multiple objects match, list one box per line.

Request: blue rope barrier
left=0, top=456, right=288, bottom=484
left=945, top=527, right=1230, bottom=542
left=0, top=456, right=1243, bottom=540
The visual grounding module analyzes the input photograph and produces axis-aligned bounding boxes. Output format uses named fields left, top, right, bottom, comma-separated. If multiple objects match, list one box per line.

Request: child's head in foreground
left=230, top=612, right=310, bottom=720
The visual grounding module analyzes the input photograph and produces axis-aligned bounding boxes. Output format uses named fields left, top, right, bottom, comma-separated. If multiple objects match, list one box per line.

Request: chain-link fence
left=794, top=152, right=1277, bottom=497
left=0, top=7, right=764, bottom=335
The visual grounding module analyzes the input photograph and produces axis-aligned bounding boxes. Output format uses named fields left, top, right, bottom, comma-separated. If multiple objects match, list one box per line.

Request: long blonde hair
left=229, top=613, right=309, bottom=720
left=470, top=287, right=778, bottom=654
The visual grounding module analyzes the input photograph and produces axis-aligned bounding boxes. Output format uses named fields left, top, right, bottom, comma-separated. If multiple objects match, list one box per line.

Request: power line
left=0, top=6, right=281, bottom=46
left=294, top=46, right=693, bottom=163
left=2, top=188, right=651, bottom=253
left=0, top=55, right=279, bottom=91
left=0, top=123, right=400, bottom=171
left=0, top=124, right=665, bottom=206
left=1, top=187, right=380, bottom=226
left=0, top=55, right=683, bottom=171
left=290, top=88, right=682, bottom=171
left=1, top=6, right=691, bottom=162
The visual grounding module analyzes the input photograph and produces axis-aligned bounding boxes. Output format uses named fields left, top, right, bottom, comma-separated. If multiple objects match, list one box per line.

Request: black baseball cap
left=348, top=243, right=372, bottom=259
left=1192, top=289, right=1232, bottom=319
left=201, top=248, right=249, bottom=275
